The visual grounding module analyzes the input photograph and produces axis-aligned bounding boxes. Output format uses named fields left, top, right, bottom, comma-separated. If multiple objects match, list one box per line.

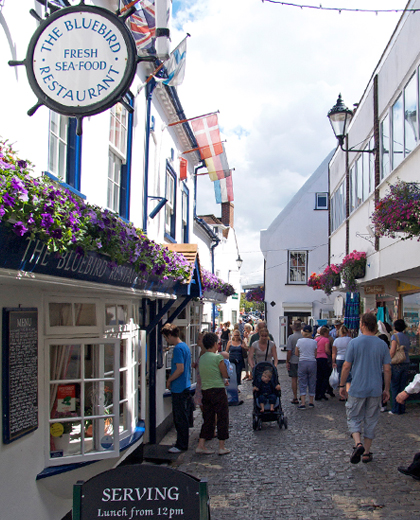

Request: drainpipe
left=143, top=78, right=157, bottom=234
left=211, top=238, right=220, bottom=331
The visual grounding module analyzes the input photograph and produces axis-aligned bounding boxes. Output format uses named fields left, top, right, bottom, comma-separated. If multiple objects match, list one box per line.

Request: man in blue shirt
left=161, top=323, right=192, bottom=454
left=339, top=313, right=391, bottom=464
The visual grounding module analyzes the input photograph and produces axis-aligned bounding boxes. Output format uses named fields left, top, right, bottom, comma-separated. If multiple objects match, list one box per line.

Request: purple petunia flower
left=41, top=213, right=54, bottom=228
left=3, top=192, right=15, bottom=207
left=0, top=205, right=5, bottom=218
left=13, top=221, right=28, bottom=236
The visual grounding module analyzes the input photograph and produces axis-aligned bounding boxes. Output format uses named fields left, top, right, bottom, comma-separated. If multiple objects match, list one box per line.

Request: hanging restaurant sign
left=9, top=3, right=138, bottom=134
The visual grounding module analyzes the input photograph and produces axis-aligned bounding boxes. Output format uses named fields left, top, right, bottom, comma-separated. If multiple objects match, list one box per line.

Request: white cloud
left=172, top=0, right=407, bottom=283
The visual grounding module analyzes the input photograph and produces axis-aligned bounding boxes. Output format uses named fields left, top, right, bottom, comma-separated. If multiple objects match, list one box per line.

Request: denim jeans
left=171, top=389, right=191, bottom=450
left=391, top=363, right=409, bottom=414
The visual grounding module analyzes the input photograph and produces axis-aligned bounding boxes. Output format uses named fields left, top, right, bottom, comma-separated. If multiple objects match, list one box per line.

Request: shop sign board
left=73, top=465, right=210, bottom=520
left=364, top=285, right=385, bottom=295
left=2, top=308, right=38, bottom=444
left=12, top=4, right=138, bottom=131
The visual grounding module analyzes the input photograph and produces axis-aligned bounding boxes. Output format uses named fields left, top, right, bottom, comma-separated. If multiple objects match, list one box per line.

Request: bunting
left=191, top=114, right=223, bottom=160
left=180, top=157, right=188, bottom=180
left=204, top=146, right=231, bottom=181
left=214, top=176, right=234, bottom=204
left=123, top=0, right=156, bottom=54
left=162, top=36, right=188, bottom=87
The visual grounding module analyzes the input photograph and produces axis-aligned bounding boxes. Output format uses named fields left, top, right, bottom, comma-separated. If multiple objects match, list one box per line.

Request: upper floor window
left=330, top=180, right=345, bottom=233
left=315, top=192, right=328, bottom=210
left=48, top=112, right=82, bottom=190
left=404, top=72, right=418, bottom=155
left=165, top=162, right=177, bottom=240
left=392, top=94, right=404, bottom=170
left=108, top=97, right=133, bottom=219
left=381, top=114, right=390, bottom=180
left=288, top=251, right=307, bottom=284
left=349, top=139, right=375, bottom=215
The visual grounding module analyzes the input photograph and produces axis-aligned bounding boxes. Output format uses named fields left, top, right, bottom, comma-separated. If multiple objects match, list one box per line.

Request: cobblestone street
left=165, top=363, right=420, bottom=520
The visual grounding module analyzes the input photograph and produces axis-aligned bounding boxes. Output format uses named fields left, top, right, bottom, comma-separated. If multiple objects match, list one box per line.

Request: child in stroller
left=252, top=362, right=287, bottom=430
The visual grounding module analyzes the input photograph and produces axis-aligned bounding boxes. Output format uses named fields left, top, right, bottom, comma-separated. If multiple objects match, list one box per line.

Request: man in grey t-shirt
left=339, top=313, right=391, bottom=464
left=286, top=321, right=302, bottom=404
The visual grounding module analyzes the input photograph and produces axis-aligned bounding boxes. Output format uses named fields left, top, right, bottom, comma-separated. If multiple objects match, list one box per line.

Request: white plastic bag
left=329, top=367, right=339, bottom=389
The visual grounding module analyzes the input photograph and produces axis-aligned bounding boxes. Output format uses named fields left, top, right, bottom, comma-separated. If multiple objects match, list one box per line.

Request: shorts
left=345, top=395, right=381, bottom=440
left=288, top=363, right=298, bottom=378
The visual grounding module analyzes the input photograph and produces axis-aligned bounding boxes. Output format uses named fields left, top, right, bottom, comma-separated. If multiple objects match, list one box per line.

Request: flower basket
left=319, top=264, right=341, bottom=295
left=371, top=180, right=420, bottom=240
left=341, top=251, right=367, bottom=292
left=307, top=272, right=322, bottom=290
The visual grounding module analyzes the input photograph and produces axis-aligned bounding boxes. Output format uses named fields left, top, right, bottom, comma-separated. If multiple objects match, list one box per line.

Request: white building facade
left=261, top=152, right=338, bottom=355
left=329, top=0, right=420, bottom=334
left=0, top=1, right=239, bottom=519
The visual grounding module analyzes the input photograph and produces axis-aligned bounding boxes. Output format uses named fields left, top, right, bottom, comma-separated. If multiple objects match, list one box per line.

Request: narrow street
left=165, top=363, right=420, bottom=520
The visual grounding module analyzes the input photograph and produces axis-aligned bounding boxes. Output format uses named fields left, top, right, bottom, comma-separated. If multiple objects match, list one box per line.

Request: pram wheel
left=283, top=416, right=288, bottom=429
left=257, top=418, right=262, bottom=430
left=252, top=416, right=259, bottom=430
left=277, top=417, right=283, bottom=429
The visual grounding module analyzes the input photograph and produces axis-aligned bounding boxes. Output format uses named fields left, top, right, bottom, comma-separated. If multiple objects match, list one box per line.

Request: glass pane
left=85, top=380, right=114, bottom=416
left=59, top=115, right=68, bottom=140
left=120, top=370, right=127, bottom=400
left=405, top=73, right=417, bottom=155
left=104, top=343, right=115, bottom=375
left=105, top=305, right=117, bottom=326
left=381, top=115, right=390, bottom=179
left=49, top=302, right=73, bottom=327
left=356, top=156, right=363, bottom=206
left=74, top=303, right=96, bottom=326
left=84, top=418, right=115, bottom=454
left=119, top=401, right=129, bottom=433
left=392, top=95, right=404, bottom=169
left=120, top=339, right=127, bottom=368
left=50, top=420, right=82, bottom=457
left=50, top=344, right=81, bottom=380
left=350, top=166, right=356, bottom=212
left=50, top=382, right=80, bottom=417
left=49, top=133, right=58, bottom=173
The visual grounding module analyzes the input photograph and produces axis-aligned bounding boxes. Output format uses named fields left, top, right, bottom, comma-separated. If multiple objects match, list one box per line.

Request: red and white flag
left=204, top=145, right=231, bottom=181
left=191, top=114, right=223, bottom=160
left=180, top=157, right=188, bottom=180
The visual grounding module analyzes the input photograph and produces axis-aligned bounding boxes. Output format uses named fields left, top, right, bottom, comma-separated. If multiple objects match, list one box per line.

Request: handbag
left=391, top=334, right=406, bottom=365
left=241, top=341, right=248, bottom=360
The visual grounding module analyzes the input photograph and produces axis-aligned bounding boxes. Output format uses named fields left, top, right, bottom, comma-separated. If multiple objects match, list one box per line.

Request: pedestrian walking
left=161, top=323, right=192, bottom=454
left=332, top=324, right=352, bottom=401
left=226, top=329, right=247, bottom=387
left=286, top=320, right=302, bottom=404
left=248, top=328, right=278, bottom=372
left=196, top=332, right=230, bottom=456
left=295, top=325, right=317, bottom=409
left=220, top=322, right=231, bottom=351
left=339, top=313, right=391, bottom=464
left=389, top=319, right=411, bottom=415
left=315, top=326, right=331, bottom=401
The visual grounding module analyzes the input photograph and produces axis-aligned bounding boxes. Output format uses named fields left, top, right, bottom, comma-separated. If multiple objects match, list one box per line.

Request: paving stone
left=165, top=364, right=420, bottom=519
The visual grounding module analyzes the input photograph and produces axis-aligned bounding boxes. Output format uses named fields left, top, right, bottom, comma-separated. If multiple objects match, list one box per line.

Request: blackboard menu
left=2, top=308, right=38, bottom=444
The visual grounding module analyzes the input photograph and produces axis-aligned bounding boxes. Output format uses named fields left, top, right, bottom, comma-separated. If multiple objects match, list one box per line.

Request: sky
left=169, top=0, right=408, bottom=286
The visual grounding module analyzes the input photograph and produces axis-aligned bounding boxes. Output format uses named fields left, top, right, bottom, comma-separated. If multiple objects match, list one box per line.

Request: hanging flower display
left=371, top=180, right=420, bottom=240
left=340, top=250, right=366, bottom=292
left=201, top=268, right=235, bottom=296
left=307, top=272, right=322, bottom=290
left=319, top=264, right=341, bottom=295
left=0, top=139, right=232, bottom=295
left=245, top=286, right=265, bottom=302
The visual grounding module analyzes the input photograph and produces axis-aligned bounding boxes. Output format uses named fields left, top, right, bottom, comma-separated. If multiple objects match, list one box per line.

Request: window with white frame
left=392, top=94, right=404, bottom=170
left=48, top=112, right=82, bottom=190
left=349, top=139, right=375, bottom=215
left=48, top=338, right=120, bottom=464
left=46, top=299, right=139, bottom=466
left=330, top=180, right=345, bottom=233
left=165, top=162, right=176, bottom=239
left=315, top=192, right=328, bottom=210
left=288, top=251, right=307, bottom=284
left=381, top=114, right=390, bottom=179
left=108, top=103, right=127, bottom=214
left=404, top=73, right=418, bottom=154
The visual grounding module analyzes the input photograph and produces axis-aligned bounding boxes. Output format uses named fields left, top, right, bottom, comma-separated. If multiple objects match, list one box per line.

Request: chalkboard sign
left=2, top=308, right=38, bottom=443
left=73, top=465, right=210, bottom=520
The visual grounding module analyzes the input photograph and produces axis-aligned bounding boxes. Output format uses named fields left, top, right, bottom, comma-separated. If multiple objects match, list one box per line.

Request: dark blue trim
left=120, top=92, right=134, bottom=221
left=165, top=160, right=177, bottom=240
left=148, top=300, right=158, bottom=444
left=167, top=296, right=192, bottom=323
left=43, top=171, right=86, bottom=200
left=36, top=421, right=145, bottom=480
left=182, top=184, right=190, bottom=243
left=146, top=299, right=175, bottom=334
left=66, top=118, right=82, bottom=191
left=164, top=233, right=177, bottom=243
left=143, top=80, right=157, bottom=233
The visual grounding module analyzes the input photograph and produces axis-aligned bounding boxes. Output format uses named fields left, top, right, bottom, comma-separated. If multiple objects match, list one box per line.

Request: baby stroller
left=252, top=361, right=287, bottom=430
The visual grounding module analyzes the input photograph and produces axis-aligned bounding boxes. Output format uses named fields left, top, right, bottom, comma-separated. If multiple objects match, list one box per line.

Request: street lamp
left=327, top=94, right=375, bottom=154
left=236, top=255, right=243, bottom=270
